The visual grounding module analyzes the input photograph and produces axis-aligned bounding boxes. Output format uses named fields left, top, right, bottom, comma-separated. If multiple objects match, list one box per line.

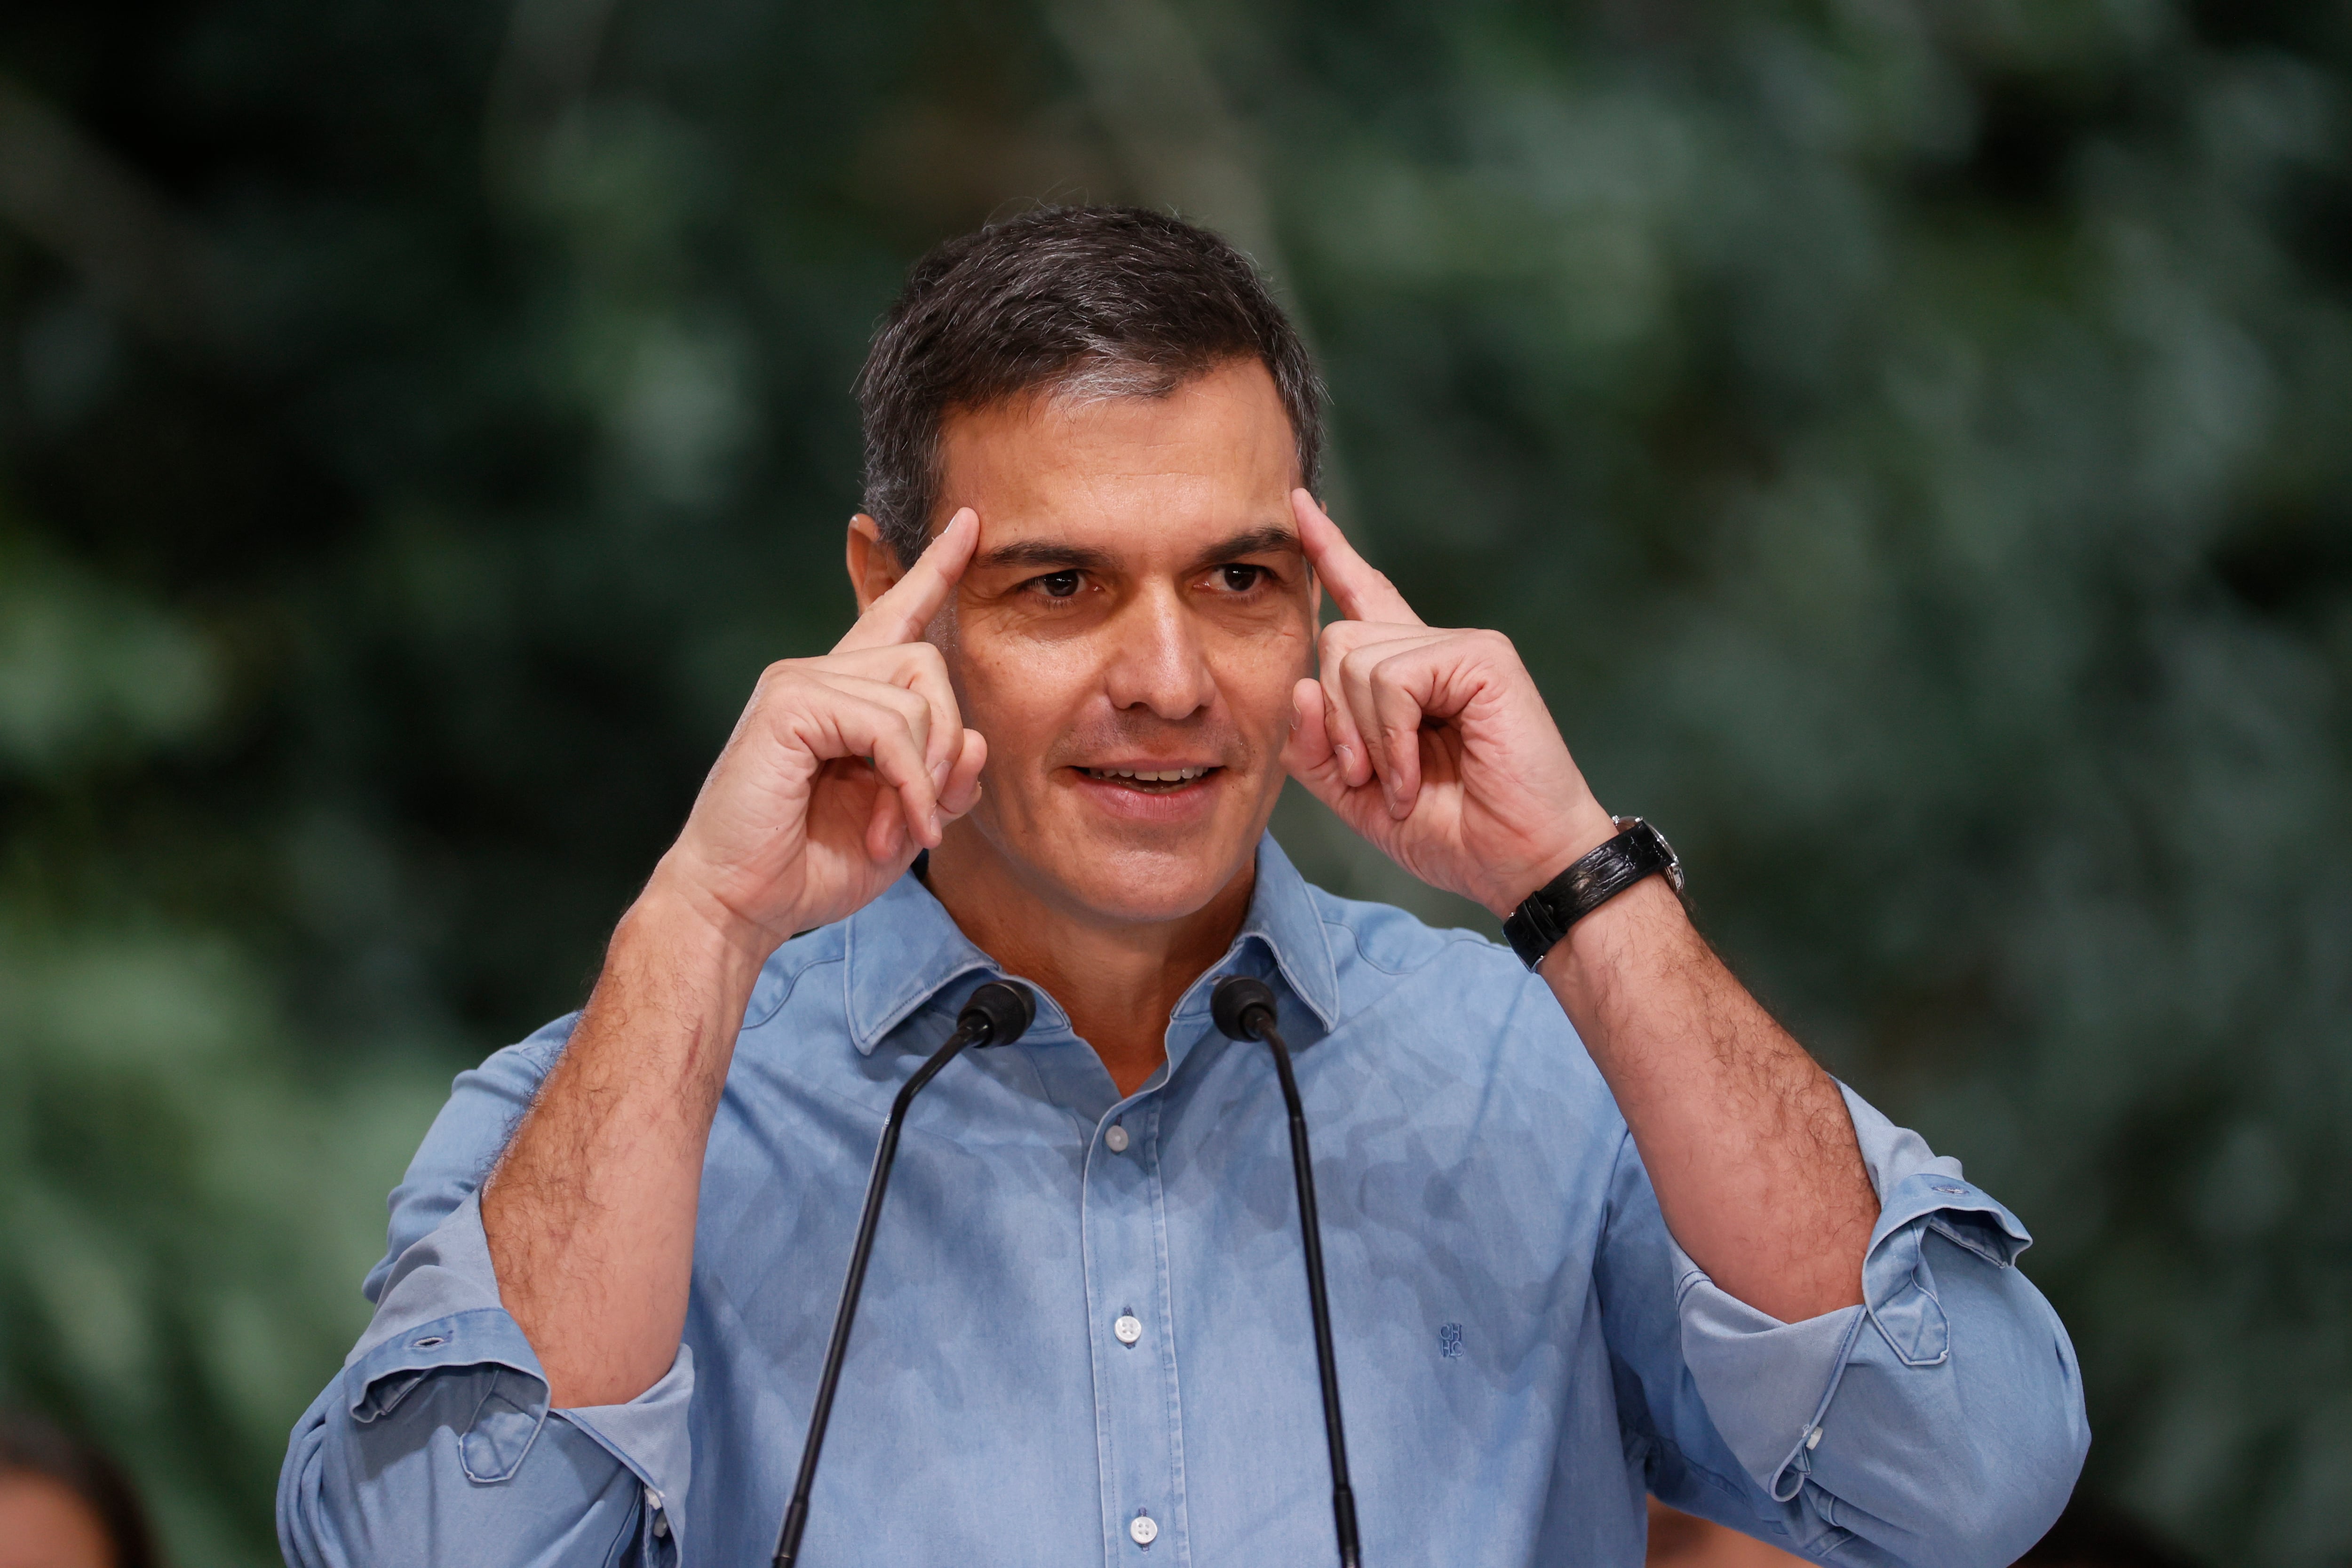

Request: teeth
left=1087, top=766, right=1211, bottom=782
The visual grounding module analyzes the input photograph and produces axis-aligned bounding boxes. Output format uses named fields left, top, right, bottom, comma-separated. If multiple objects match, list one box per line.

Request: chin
left=1038, top=828, right=1257, bottom=926
left=953, top=761, right=1277, bottom=927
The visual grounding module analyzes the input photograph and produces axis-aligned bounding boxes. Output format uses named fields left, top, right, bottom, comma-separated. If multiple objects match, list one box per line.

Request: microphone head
left=959, top=979, right=1037, bottom=1047
left=1210, top=976, right=1278, bottom=1042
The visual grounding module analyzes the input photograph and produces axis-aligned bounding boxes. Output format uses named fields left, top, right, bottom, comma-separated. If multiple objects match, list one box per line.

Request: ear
left=845, top=514, right=905, bottom=615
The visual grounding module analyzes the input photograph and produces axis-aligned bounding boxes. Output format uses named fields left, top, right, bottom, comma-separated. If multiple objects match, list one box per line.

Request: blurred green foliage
left=0, top=1, right=2348, bottom=1562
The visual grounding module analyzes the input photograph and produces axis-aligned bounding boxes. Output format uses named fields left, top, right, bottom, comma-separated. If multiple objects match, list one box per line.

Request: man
left=278, top=206, right=2086, bottom=1567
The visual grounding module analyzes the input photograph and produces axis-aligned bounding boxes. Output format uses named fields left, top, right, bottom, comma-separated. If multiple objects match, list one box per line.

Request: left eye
left=1217, top=565, right=1265, bottom=592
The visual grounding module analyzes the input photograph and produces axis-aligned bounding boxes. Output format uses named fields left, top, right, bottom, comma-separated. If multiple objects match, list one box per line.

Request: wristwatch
left=1502, top=816, right=1685, bottom=970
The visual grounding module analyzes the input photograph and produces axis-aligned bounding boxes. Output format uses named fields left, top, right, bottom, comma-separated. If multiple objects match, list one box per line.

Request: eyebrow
left=1184, top=525, right=1303, bottom=572
left=975, top=539, right=1120, bottom=573
left=974, top=525, right=1303, bottom=576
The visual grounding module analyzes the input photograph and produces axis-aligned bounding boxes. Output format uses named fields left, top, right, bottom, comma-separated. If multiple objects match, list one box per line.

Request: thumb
left=1289, top=677, right=1374, bottom=827
left=1281, top=679, right=1342, bottom=797
left=1282, top=678, right=1386, bottom=843
left=938, top=729, right=988, bottom=817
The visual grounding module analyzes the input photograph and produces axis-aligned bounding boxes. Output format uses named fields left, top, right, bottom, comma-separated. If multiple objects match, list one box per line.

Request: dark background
left=2, top=1, right=2348, bottom=1562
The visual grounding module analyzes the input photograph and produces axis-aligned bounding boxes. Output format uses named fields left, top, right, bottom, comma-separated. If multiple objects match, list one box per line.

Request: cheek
left=1214, top=619, right=1315, bottom=730
left=946, top=630, right=1099, bottom=757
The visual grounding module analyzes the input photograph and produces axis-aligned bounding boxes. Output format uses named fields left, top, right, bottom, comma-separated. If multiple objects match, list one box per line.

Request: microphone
left=1210, top=976, right=1362, bottom=1568
left=773, top=979, right=1037, bottom=1568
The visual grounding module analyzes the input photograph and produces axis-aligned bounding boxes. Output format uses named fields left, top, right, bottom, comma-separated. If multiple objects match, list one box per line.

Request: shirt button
left=1114, top=1313, right=1143, bottom=1345
left=1129, top=1513, right=1159, bottom=1546
left=1105, top=1123, right=1131, bottom=1153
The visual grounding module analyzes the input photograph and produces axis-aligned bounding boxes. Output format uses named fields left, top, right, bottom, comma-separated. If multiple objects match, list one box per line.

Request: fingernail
left=929, top=810, right=943, bottom=839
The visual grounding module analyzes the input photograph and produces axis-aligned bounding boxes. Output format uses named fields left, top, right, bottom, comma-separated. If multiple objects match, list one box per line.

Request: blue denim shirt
left=277, top=837, right=2086, bottom=1568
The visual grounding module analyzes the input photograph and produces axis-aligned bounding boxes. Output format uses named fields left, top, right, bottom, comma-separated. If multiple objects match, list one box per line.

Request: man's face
left=911, top=358, right=1315, bottom=927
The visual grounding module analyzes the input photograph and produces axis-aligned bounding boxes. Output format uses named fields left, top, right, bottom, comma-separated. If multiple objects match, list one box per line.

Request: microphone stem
left=1261, top=1016, right=1362, bottom=1568
left=774, top=1023, right=981, bottom=1568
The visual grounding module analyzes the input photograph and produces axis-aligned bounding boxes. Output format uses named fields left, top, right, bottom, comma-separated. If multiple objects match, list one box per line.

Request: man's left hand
left=1283, top=490, right=1624, bottom=918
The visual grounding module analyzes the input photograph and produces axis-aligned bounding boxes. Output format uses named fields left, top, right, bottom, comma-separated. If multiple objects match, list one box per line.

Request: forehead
left=936, top=358, right=1300, bottom=559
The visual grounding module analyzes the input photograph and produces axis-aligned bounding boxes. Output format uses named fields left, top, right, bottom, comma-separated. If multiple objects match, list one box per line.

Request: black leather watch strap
left=1502, top=817, right=1684, bottom=970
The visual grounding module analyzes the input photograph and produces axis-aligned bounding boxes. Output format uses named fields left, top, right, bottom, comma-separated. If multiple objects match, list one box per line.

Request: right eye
left=1033, top=570, right=1082, bottom=598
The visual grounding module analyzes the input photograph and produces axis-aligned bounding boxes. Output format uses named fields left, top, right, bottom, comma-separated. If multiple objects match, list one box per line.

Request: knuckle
left=755, top=668, right=818, bottom=713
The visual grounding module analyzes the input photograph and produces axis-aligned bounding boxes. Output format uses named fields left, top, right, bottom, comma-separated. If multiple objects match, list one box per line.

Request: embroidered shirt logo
left=1438, top=1322, right=1463, bottom=1360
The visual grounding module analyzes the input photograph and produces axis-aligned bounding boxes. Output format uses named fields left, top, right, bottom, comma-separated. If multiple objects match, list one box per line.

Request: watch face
left=1640, top=820, right=1686, bottom=893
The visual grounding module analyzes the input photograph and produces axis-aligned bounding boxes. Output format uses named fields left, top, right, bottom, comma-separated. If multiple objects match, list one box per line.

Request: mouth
left=1075, top=764, right=1222, bottom=794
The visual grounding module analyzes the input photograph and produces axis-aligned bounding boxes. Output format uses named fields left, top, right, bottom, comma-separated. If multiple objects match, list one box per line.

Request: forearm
left=1610, top=1088, right=2087, bottom=1567
left=482, top=867, right=767, bottom=1405
left=1541, top=872, right=1876, bottom=1321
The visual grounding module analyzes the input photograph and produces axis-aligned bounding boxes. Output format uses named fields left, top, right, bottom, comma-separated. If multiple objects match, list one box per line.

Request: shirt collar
left=840, top=833, right=1340, bottom=1056
left=1211, top=833, right=1341, bottom=1031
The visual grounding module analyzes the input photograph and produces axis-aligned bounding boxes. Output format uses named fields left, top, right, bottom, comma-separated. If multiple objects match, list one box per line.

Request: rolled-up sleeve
left=278, top=1023, right=699, bottom=1568
left=1606, top=1085, right=2089, bottom=1568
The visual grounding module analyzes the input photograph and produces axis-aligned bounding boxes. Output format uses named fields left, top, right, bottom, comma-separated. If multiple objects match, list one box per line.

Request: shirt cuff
left=564, top=1350, right=697, bottom=1557
left=341, top=1188, right=698, bottom=1544
left=1671, top=1083, right=2033, bottom=1503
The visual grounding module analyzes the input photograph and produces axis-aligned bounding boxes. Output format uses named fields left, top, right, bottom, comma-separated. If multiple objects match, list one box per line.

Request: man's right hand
left=483, top=509, right=985, bottom=1409
left=649, top=508, right=988, bottom=958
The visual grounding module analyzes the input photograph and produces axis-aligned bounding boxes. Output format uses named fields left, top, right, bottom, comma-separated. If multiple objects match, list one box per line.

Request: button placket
left=1082, top=1093, right=1184, bottom=1566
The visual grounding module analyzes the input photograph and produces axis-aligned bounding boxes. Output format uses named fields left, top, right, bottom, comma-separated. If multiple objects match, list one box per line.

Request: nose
left=1101, top=581, right=1216, bottom=722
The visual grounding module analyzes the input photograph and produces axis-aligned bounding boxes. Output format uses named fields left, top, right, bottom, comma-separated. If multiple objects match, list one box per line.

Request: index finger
left=1292, top=489, right=1423, bottom=628
left=834, top=508, right=979, bottom=653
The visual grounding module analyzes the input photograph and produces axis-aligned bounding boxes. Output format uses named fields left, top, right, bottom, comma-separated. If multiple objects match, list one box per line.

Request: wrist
left=1534, top=871, right=1689, bottom=993
left=1499, top=812, right=1688, bottom=973
left=628, top=862, right=778, bottom=996
left=1484, top=799, right=1621, bottom=918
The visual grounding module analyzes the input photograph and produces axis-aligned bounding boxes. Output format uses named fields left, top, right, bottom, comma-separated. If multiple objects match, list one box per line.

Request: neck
left=925, top=827, right=1255, bottom=1098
